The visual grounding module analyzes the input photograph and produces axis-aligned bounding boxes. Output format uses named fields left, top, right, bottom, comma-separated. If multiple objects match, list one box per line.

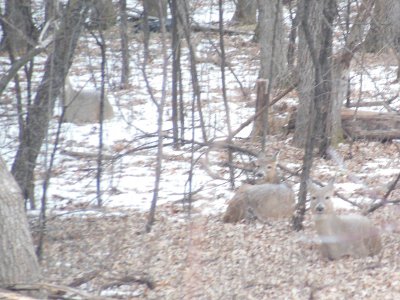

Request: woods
left=0, top=0, right=400, bottom=298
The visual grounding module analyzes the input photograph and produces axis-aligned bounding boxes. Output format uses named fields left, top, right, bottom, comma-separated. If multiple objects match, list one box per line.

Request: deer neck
left=314, top=213, right=339, bottom=235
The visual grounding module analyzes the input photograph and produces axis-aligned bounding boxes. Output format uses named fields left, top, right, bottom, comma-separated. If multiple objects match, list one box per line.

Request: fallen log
left=341, top=108, right=400, bottom=141
left=287, top=108, right=400, bottom=141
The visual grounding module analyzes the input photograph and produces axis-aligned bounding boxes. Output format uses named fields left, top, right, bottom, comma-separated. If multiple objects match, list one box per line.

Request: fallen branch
left=0, top=288, right=37, bottom=300
left=5, top=282, right=111, bottom=300
left=101, top=274, right=154, bottom=290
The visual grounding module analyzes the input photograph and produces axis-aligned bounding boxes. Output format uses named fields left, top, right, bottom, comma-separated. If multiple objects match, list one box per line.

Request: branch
left=0, top=25, right=54, bottom=96
left=0, top=46, right=46, bottom=95
left=229, top=81, right=298, bottom=139
left=366, top=172, right=400, bottom=214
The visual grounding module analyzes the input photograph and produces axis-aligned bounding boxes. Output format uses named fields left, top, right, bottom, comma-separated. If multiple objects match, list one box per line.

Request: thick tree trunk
left=11, top=0, right=90, bottom=207
left=45, top=0, right=60, bottom=22
left=293, top=0, right=336, bottom=151
left=292, top=0, right=336, bottom=230
left=0, top=156, right=42, bottom=296
left=231, top=0, right=257, bottom=25
left=0, top=0, right=38, bottom=54
left=257, top=0, right=288, bottom=84
left=252, top=0, right=288, bottom=142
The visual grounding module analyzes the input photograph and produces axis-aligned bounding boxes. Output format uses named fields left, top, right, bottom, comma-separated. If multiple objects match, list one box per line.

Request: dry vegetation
left=37, top=203, right=400, bottom=299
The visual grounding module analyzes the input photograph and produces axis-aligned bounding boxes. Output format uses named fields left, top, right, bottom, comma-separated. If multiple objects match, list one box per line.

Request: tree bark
left=45, top=0, right=60, bottom=23
left=257, top=0, right=288, bottom=85
left=11, top=0, right=90, bottom=207
left=0, top=0, right=38, bottom=54
left=231, top=0, right=257, bottom=25
left=0, top=156, right=42, bottom=297
left=145, top=0, right=168, bottom=18
left=292, top=0, right=336, bottom=230
left=293, top=0, right=336, bottom=152
left=329, top=0, right=375, bottom=144
left=119, top=0, right=130, bottom=88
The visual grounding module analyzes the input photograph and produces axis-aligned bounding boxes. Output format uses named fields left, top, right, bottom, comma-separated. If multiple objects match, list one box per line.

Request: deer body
left=309, top=180, right=382, bottom=260
left=63, top=75, right=114, bottom=124
left=223, top=153, right=295, bottom=223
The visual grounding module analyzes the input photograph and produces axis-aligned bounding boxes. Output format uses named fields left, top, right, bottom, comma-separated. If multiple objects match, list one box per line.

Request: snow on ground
left=1, top=1, right=400, bottom=298
left=1, top=0, right=400, bottom=217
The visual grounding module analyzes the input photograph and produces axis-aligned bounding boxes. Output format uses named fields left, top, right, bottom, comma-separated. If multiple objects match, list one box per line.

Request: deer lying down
left=62, top=75, right=114, bottom=124
left=223, top=183, right=295, bottom=223
left=223, top=152, right=295, bottom=223
left=308, top=179, right=382, bottom=260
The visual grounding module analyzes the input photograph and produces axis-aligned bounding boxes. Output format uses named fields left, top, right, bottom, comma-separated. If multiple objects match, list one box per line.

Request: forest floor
left=2, top=1, right=400, bottom=299
left=38, top=200, right=400, bottom=299
left=35, top=138, right=400, bottom=299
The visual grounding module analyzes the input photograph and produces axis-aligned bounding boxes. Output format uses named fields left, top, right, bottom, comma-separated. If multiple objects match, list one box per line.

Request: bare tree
left=146, top=2, right=168, bottom=233
left=292, top=0, right=337, bottom=153
left=292, top=0, right=336, bottom=230
left=119, top=0, right=130, bottom=88
left=0, top=156, right=42, bottom=297
left=171, top=0, right=185, bottom=148
left=329, top=0, right=375, bottom=144
left=11, top=0, right=90, bottom=207
left=252, top=0, right=289, bottom=146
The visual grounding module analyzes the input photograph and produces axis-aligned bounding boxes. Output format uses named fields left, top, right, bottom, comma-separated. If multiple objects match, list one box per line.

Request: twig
left=366, top=172, right=400, bottom=214
left=101, top=274, right=154, bottom=290
left=229, top=81, right=298, bottom=139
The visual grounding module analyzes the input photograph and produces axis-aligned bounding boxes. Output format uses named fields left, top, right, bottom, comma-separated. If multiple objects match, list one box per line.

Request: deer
left=222, top=152, right=295, bottom=223
left=308, top=179, right=382, bottom=260
left=62, top=75, right=114, bottom=124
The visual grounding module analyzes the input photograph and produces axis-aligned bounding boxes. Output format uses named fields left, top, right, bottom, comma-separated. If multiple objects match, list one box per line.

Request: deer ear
left=327, top=178, right=335, bottom=188
left=307, top=179, right=316, bottom=193
left=272, top=150, right=280, bottom=162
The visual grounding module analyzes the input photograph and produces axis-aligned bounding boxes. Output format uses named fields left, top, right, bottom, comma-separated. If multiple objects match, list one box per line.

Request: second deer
left=62, top=75, right=114, bottom=124
left=223, top=152, right=295, bottom=223
left=308, top=179, right=382, bottom=260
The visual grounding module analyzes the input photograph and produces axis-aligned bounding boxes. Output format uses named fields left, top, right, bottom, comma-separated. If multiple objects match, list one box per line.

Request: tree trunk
left=231, top=0, right=257, bottom=25
left=329, top=0, right=375, bottom=145
left=256, top=0, right=288, bottom=85
left=145, top=0, right=168, bottom=18
left=292, top=0, right=336, bottom=230
left=364, top=0, right=400, bottom=80
left=119, top=0, right=130, bottom=88
left=11, top=0, right=90, bottom=207
left=0, top=156, right=42, bottom=297
left=251, top=79, right=269, bottom=142
left=252, top=0, right=288, bottom=144
left=0, top=0, right=38, bottom=54
left=293, top=0, right=336, bottom=152
left=45, top=0, right=60, bottom=22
